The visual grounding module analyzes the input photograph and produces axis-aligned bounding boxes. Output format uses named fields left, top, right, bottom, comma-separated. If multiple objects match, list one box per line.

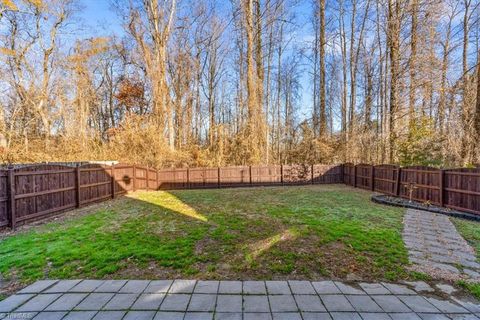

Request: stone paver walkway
left=403, top=209, right=480, bottom=280
left=1, top=279, right=480, bottom=319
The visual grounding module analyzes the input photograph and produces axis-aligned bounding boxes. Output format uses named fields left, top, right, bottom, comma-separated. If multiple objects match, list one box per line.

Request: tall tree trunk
left=387, top=0, right=400, bottom=163
left=319, top=0, right=327, bottom=137
left=408, top=0, right=418, bottom=129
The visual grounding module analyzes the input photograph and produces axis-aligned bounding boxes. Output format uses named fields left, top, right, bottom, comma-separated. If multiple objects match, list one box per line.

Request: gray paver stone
left=218, top=281, right=242, bottom=294
left=102, top=293, right=139, bottom=310
left=334, top=282, right=364, bottom=295
left=45, top=293, right=87, bottom=311
left=269, top=295, right=298, bottom=312
left=244, top=295, right=270, bottom=312
left=120, top=281, right=150, bottom=293
left=62, top=311, right=96, bottom=320
left=214, top=312, right=243, bottom=320
left=184, top=312, right=214, bottom=320
left=371, top=295, right=411, bottom=313
left=388, top=313, right=422, bottom=320
left=188, top=294, right=216, bottom=312
left=417, top=313, right=450, bottom=320
left=92, top=311, right=126, bottom=320
left=294, top=295, right=325, bottom=312
left=320, top=295, right=354, bottom=312
left=159, top=294, right=191, bottom=311
left=358, top=313, right=391, bottom=320
left=169, top=280, right=196, bottom=294
left=19, top=281, right=58, bottom=294
left=398, top=295, right=439, bottom=313
left=359, top=283, right=390, bottom=295
left=194, top=281, right=219, bottom=294
left=123, top=311, right=156, bottom=320
left=216, top=295, right=242, bottom=312
left=288, top=281, right=316, bottom=294
left=44, top=280, right=81, bottom=293
left=346, top=295, right=382, bottom=312
left=4, top=312, right=37, bottom=319
left=329, top=312, right=362, bottom=320
left=32, top=311, right=67, bottom=320
left=265, top=281, right=290, bottom=295
left=402, top=281, right=434, bottom=293
left=243, top=313, right=272, bottom=320
left=244, top=281, right=267, bottom=295
left=94, top=280, right=128, bottom=293
left=75, top=293, right=114, bottom=310
left=70, top=280, right=104, bottom=293
left=312, top=281, right=341, bottom=294
left=131, top=294, right=165, bottom=310
left=447, top=315, right=480, bottom=320
left=272, top=312, right=302, bottom=320
left=144, top=280, right=172, bottom=294
left=381, top=283, right=416, bottom=295
left=153, top=312, right=185, bottom=320
left=16, top=294, right=61, bottom=312
left=301, top=313, right=332, bottom=320
left=426, top=298, right=468, bottom=313
left=0, top=294, right=35, bottom=312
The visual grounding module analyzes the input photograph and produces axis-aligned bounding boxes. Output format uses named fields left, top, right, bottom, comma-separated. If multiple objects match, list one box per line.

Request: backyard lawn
left=0, top=185, right=412, bottom=287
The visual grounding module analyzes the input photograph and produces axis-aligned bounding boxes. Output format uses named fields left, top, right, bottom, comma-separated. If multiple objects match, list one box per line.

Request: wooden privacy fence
left=344, top=163, right=480, bottom=215
left=0, top=163, right=343, bottom=229
left=2, top=162, right=478, bottom=229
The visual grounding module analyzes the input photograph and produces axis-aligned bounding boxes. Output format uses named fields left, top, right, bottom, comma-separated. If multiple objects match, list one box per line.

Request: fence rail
left=344, top=163, right=480, bottom=215
left=1, top=162, right=478, bottom=229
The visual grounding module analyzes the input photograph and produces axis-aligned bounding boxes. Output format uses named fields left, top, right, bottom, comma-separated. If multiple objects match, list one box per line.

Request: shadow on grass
left=0, top=184, right=410, bottom=285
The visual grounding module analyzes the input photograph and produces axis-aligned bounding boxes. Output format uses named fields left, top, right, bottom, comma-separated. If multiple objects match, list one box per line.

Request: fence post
left=146, top=166, right=149, bottom=191
left=353, top=165, right=357, bottom=188
left=395, top=166, right=402, bottom=196
left=186, top=168, right=190, bottom=189
left=111, top=164, right=116, bottom=199
left=371, top=165, right=375, bottom=191
left=439, top=169, right=445, bottom=207
left=249, top=166, right=252, bottom=186
left=218, top=167, right=221, bottom=188
left=7, top=166, right=16, bottom=230
left=156, top=169, right=159, bottom=190
left=280, top=164, right=284, bottom=185
left=75, top=164, right=81, bottom=207
left=132, top=165, right=137, bottom=192
left=311, top=164, right=314, bottom=184
left=341, top=164, right=345, bottom=184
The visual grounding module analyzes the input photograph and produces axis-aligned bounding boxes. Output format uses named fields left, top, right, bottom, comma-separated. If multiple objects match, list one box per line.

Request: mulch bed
left=371, top=194, right=480, bottom=221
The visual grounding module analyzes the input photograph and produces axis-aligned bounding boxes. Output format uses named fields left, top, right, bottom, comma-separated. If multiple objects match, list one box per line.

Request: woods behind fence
left=0, top=163, right=479, bottom=229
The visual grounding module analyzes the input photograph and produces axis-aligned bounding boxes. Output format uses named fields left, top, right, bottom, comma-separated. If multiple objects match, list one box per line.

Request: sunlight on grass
left=134, top=192, right=208, bottom=222
left=245, top=228, right=299, bottom=264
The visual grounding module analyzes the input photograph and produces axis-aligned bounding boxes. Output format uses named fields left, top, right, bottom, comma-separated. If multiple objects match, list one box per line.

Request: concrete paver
left=1, top=279, right=478, bottom=319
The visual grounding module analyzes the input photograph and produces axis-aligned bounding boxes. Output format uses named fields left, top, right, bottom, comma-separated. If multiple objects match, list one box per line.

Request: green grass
left=0, top=185, right=410, bottom=285
left=451, top=217, right=480, bottom=298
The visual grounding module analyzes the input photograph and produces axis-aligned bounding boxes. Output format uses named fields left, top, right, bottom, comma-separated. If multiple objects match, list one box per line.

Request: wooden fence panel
left=313, top=165, right=343, bottom=184
left=444, top=168, right=480, bottom=214
left=251, top=165, right=282, bottom=185
left=113, top=164, right=134, bottom=193
left=13, top=165, right=77, bottom=223
left=399, top=166, right=441, bottom=205
left=188, top=167, right=219, bottom=188
left=79, top=165, right=112, bottom=205
left=0, top=170, right=9, bottom=227
left=219, top=166, right=250, bottom=187
left=373, top=165, right=398, bottom=195
left=157, top=169, right=188, bottom=190
left=343, top=163, right=355, bottom=186
left=134, top=166, right=148, bottom=190
left=283, top=165, right=312, bottom=185
left=356, top=164, right=373, bottom=190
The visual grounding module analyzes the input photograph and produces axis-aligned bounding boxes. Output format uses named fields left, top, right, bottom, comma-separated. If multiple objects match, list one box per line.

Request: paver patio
left=403, top=209, right=480, bottom=280
left=1, top=279, right=479, bottom=319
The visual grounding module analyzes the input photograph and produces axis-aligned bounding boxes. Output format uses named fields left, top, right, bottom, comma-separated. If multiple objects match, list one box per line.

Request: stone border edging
left=371, top=194, right=480, bottom=221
